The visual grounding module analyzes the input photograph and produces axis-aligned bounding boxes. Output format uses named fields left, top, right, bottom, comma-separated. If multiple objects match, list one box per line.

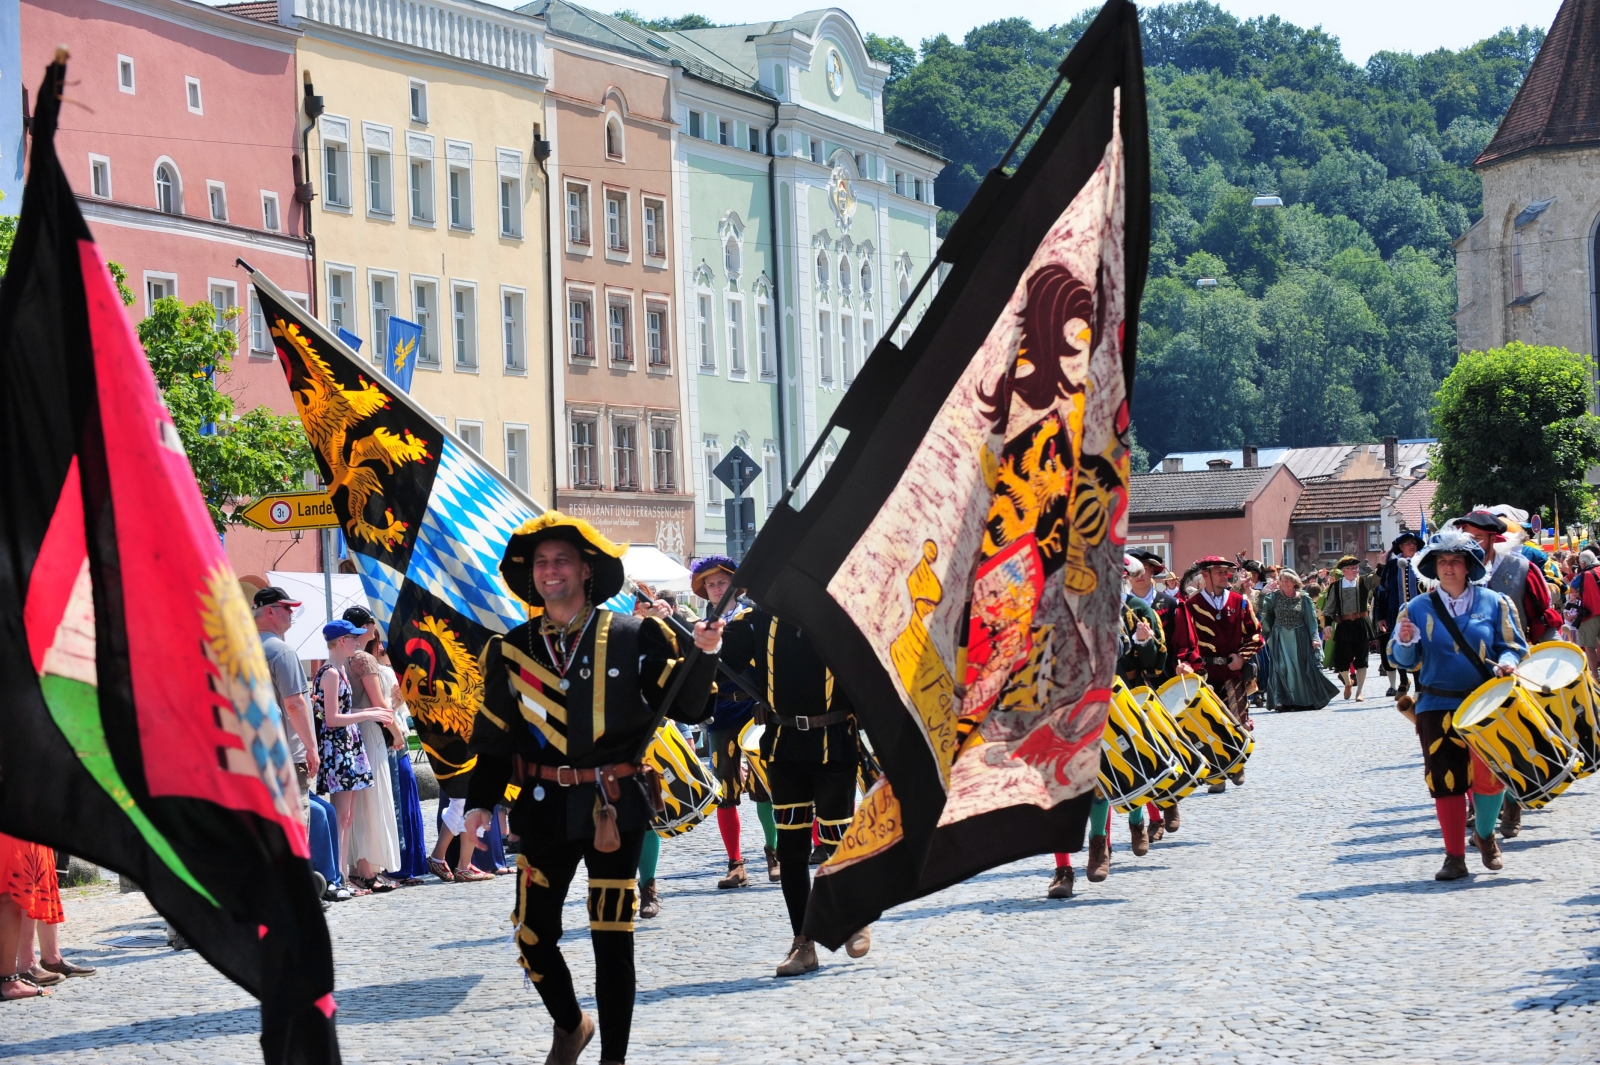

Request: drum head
left=1454, top=677, right=1518, bottom=728
left=1157, top=674, right=1202, bottom=715
left=1519, top=645, right=1586, bottom=691
left=739, top=721, right=765, bottom=755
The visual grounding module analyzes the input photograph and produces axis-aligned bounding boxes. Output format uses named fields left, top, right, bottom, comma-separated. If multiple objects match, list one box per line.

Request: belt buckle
left=556, top=765, right=579, bottom=786
left=794, top=714, right=811, bottom=731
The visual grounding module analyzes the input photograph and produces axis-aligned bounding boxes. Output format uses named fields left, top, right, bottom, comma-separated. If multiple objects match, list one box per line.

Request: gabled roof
left=215, top=2, right=278, bottom=21
left=1290, top=477, right=1397, bottom=523
left=1129, top=466, right=1278, bottom=520
left=1391, top=478, right=1439, bottom=533
left=1476, top=0, right=1600, bottom=167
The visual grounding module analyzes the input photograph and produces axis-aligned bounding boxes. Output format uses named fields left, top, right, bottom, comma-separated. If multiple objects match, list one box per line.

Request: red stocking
left=1434, top=795, right=1467, bottom=857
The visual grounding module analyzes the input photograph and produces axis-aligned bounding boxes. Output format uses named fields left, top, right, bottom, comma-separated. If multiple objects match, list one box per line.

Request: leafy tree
left=612, top=9, right=714, bottom=30
left=138, top=297, right=314, bottom=533
left=1430, top=343, right=1600, bottom=524
left=866, top=33, right=917, bottom=87
left=0, top=212, right=14, bottom=278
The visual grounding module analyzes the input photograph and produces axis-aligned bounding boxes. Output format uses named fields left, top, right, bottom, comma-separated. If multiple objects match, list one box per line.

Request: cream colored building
left=1455, top=0, right=1600, bottom=368
left=276, top=0, right=554, bottom=502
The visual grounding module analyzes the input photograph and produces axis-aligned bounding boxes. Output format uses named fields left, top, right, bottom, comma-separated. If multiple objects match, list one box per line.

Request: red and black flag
left=0, top=58, right=339, bottom=1064
left=736, top=0, right=1149, bottom=947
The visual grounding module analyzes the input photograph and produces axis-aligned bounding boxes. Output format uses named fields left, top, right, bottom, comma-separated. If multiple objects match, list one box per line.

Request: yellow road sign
left=239, top=490, right=341, bottom=531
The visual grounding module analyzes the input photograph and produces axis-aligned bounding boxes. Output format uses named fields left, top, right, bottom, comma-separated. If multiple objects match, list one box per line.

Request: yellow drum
left=1157, top=674, right=1252, bottom=782
left=1518, top=642, right=1599, bottom=774
left=1453, top=676, right=1584, bottom=809
left=1138, top=685, right=1210, bottom=806
left=738, top=720, right=771, bottom=798
left=1099, top=680, right=1183, bottom=812
left=644, top=723, right=721, bottom=838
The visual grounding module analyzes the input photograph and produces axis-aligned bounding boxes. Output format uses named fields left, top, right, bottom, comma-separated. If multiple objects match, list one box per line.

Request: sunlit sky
left=518, top=0, right=1565, bottom=65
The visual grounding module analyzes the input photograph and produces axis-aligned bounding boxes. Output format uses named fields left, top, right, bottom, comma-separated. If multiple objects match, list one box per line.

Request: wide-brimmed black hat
left=1127, top=548, right=1167, bottom=575
left=1335, top=555, right=1361, bottom=569
left=500, top=511, right=627, bottom=608
left=1391, top=531, right=1424, bottom=551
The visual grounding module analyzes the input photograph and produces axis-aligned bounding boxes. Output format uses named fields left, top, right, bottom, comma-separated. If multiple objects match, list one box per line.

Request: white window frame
left=497, top=148, right=523, bottom=238
left=501, top=286, right=527, bottom=373
left=861, top=316, right=875, bottom=370
left=1283, top=540, right=1294, bottom=571
left=451, top=282, right=478, bottom=371
left=612, top=417, right=641, bottom=491
left=407, top=132, right=435, bottom=225
left=817, top=309, right=833, bottom=385
left=504, top=423, right=530, bottom=492
left=757, top=296, right=774, bottom=379
left=606, top=292, right=633, bottom=365
left=208, top=279, right=238, bottom=335
left=369, top=270, right=398, bottom=368
left=206, top=180, right=228, bottom=223
left=724, top=234, right=741, bottom=277
left=409, top=78, right=429, bottom=124
left=411, top=276, right=441, bottom=367
left=645, top=299, right=670, bottom=371
left=320, top=116, right=351, bottom=210
left=718, top=118, right=731, bottom=146
left=260, top=190, right=280, bottom=231
left=363, top=123, right=394, bottom=218
left=1321, top=526, right=1342, bottom=555
left=642, top=197, right=666, bottom=259
left=153, top=157, right=182, bottom=215
left=763, top=442, right=781, bottom=510
left=570, top=411, right=602, bottom=488
left=703, top=436, right=722, bottom=513
left=446, top=140, right=473, bottom=230
left=696, top=291, right=715, bottom=373
left=687, top=110, right=703, bottom=139
left=325, top=264, right=355, bottom=336
left=1260, top=540, right=1274, bottom=568
left=604, top=113, right=625, bottom=160
left=456, top=420, right=484, bottom=455
left=564, top=180, right=592, bottom=250
left=650, top=419, right=677, bottom=493
left=604, top=188, right=629, bottom=258
left=1367, top=524, right=1382, bottom=553
left=248, top=290, right=272, bottom=356
left=840, top=313, right=854, bottom=385
left=117, top=55, right=135, bottom=94
left=727, top=296, right=747, bottom=377
left=142, top=270, right=178, bottom=315
left=185, top=76, right=203, bottom=115
left=567, top=286, right=595, bottom=361
left=88, top=154, right=112, bottom=199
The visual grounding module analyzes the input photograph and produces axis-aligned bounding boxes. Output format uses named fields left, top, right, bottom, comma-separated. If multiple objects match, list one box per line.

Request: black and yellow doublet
left=467, top=607, right=716, bottom=1062
left=721, top=610, right=859, bottom=936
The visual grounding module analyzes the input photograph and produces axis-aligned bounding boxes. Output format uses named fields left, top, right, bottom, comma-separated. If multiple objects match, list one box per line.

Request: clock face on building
left=826, top=49, right=844, bottom=97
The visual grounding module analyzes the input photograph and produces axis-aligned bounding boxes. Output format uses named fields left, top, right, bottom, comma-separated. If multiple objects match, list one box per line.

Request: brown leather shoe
left=1046, top=865, right=1074, bottom=899
left=637, top=879, right=660, bottom=919
left=717, top=860, right=749, bottom=889
left=845, top=925, right=871, bottom=959
left=1471, top=830, right=1504, bottom=870
left=765, top=845, right=781, bottom=882
left=1164, top=805, right=1180, bottom=832
left=1130, top=822, right=1150, bottom=856
left=1229, top=767, right=1245, bottom=785
left=1086, top=836, right=1111, bottom=882
left=776, top=936, right=818, bottom=976
left=544, top=1012, right=595, bottom=1065
left=1434, top=854, right=1470, bottom=881
left=1148, top=820, right=1165, bottom=844
left=1207, top=781, right=1227, bottom=794
left=1499, top=798, right=1522, bottom=839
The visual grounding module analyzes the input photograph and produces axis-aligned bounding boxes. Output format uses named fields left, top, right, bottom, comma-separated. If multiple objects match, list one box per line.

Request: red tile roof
left=1392, top=478, right=1439, bottom=533
left=1477, top=0, right=1600, bottom=166
left=1289, top=477, right=1396, bottom=523
left=216, top=2, right=280, bottom=22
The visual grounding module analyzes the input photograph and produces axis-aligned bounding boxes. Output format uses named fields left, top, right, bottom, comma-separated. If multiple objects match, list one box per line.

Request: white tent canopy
left=266, top=570, right=369, bottom=661
left=623, top=544, right=693, bottom=593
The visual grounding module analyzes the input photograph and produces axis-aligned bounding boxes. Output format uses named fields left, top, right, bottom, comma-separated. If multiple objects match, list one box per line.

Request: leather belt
left=1205, top=656, right=1235, bottom=666
left=531, top=762, right=640, bottom=801
left=1339, top=614, right=1366, bottom=622
left=771, top=710, right=850, bottom=731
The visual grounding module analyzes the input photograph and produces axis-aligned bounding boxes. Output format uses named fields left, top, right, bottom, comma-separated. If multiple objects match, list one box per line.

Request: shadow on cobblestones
left=1371, top=803, right=1432, bottom=813
left=1301, top=876, right=1542, bottom=900
left=1332, top=830, right=1438, bottom=846
left=1516, top=945, right=1600, bottom=1011
left=1349, top=814, right=1436, bottom=828
left=432, top=936, right=509, bottom=950
left=1366, top=762, right=1424, bottom=772
left=1332, top=847, right=1444, bottom=864
left=1502, top=838, right=1574, bottom=853
left=637, top=975, right=792, bottom=1001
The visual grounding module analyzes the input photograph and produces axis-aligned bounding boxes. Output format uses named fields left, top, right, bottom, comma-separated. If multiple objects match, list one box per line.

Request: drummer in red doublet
left=1185, top=556, right=1262, bottom=792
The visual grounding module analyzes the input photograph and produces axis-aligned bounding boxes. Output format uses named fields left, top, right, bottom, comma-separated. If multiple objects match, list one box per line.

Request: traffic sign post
left=239, top=490, right=341, bottom=531
left=712, top=445, right=761, bottom=560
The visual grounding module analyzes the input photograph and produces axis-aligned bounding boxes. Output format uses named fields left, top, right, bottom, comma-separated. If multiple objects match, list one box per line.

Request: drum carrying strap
left=1427, top=590, right=1494, bottom=685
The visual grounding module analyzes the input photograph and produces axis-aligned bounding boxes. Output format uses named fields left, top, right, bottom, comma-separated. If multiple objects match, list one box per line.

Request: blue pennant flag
left=336, top=326, right=362, bottom=352
left=385, top=315, right=422, bottom=393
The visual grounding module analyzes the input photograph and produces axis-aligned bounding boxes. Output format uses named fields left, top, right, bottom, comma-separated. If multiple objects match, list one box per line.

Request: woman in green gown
left=1259, top=569, right=1339, bottom=711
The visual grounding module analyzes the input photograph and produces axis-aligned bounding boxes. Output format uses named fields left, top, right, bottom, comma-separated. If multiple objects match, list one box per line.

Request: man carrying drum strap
left=1185, top=555, right=1262, bottom=792
left=1388, top=529, right=1528, bottom=881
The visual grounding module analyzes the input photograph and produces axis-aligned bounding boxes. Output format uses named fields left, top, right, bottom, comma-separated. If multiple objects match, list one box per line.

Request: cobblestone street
left=4, top=674, right=1598, bottom=1063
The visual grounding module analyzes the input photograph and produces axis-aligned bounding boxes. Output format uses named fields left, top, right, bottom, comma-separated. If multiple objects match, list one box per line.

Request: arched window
left=860, top=260, right=873, bottom=295
left=816, top=249, right=829, bottom=287
left=724, top=234, right=741, bottom=277
left=155, top=163, right=179, bottom=214
left=838, top=255, right=851, bottom=293
left=605, top=115, right=623, bottom=160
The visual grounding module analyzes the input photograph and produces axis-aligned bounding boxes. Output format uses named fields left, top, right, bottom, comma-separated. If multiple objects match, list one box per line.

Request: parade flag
left=384, top=315, right=422, bottom=393
left=241, top=266, right=541, bottom=787
left=0, top=58, right=338, bottom=1063
left=336, top=326, right=362, bottom=352
left=736, top=0, right=1149, bottom=948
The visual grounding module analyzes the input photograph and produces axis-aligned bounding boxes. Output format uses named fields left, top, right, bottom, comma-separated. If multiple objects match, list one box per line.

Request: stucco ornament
left=825, top=48, right=844, bottom=97
left=828, top=165, right=856, bottom=228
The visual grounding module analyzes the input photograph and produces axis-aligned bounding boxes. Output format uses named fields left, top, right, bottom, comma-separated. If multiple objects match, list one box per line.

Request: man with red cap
left=1185, top=555, right=1261, bottom=791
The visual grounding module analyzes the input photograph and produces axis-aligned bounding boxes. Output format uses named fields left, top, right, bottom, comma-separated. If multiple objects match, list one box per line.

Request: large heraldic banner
left=734, top=0, right=1149, bottom=949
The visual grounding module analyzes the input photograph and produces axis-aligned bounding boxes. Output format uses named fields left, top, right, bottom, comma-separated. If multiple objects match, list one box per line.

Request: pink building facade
left=1127, top=464, right=1304, bottom=575
left=21, top=0, right=316, bottom=580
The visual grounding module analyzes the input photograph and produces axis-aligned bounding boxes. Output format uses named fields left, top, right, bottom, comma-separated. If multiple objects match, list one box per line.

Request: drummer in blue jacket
left=1389, top=529, right=1527, bottom=881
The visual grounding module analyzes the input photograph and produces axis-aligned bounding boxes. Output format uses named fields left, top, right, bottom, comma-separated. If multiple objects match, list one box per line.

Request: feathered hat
left=1414, top=529, right=1487, bottom=583
left=690, top=555, right=739, bottom=600
left=500, top=511, right=627, bottom=608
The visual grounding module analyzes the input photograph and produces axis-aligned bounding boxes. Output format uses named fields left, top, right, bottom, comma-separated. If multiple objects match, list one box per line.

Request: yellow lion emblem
left=272, top=318, right=431, bottom=551
left=400, top=614, right=482, bottom=740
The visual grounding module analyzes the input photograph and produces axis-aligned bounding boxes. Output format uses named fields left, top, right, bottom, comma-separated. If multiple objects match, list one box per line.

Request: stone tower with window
left=1454, top=0, right=1600, bottom=373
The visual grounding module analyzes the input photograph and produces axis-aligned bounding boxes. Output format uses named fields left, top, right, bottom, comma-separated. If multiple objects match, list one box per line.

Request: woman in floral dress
left=313, top=619, right=394, bottom=896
